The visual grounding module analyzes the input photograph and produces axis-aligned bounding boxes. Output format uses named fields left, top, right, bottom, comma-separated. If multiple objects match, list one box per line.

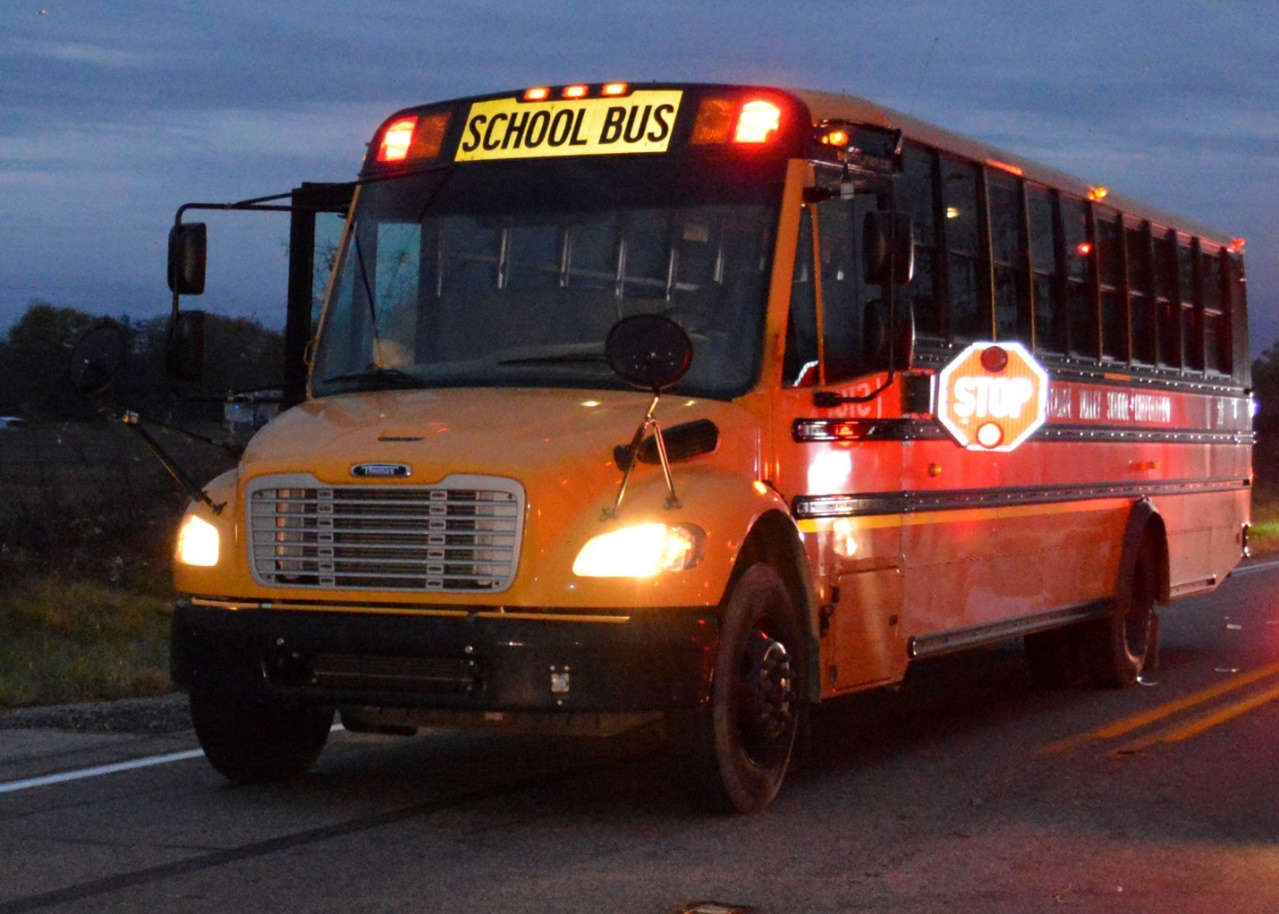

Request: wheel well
left=1127, top=500, right=1170, bottom=606
left=730, top=510, right=821, bottom=701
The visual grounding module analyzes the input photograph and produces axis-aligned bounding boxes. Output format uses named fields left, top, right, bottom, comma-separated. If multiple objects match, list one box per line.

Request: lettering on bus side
left=455, top=90, right=683, bottom=161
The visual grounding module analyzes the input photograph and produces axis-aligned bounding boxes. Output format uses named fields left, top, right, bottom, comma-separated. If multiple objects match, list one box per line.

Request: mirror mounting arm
left=601, top=394, right=681, bottom=521
left=120, top=412, right=225, bottom=514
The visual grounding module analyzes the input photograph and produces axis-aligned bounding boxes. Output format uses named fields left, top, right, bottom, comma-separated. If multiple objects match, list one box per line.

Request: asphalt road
left=3, top=559, right=1278, bottom=913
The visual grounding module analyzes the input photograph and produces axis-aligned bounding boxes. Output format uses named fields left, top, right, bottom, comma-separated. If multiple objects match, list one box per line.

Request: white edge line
left=0, top=749, right=206, bottom=795
left=0, top=723, right=345, bottom=795
left=1233, top=558, right=1279, bottom=577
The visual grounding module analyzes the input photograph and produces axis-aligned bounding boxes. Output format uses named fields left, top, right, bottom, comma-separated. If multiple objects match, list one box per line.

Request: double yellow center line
left=1037, top=661, right=1279, bottom=757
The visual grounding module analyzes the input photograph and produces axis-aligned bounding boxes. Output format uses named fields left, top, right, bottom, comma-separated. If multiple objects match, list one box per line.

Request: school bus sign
left=936, top=341, right=1049, bottom=452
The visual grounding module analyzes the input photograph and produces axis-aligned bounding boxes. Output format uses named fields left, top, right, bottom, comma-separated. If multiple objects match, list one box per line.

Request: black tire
left=190, top=688, right=333, bottom=784
left=1082, top=535, right=1160, bottom=688
left=673, top=563, right=802, bottom=814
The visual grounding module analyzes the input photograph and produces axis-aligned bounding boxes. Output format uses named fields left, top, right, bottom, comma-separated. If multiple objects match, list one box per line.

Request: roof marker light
left=1088, top=185, right=1109, bottom=201
left=377, top=117, right=418, bottom=163
left=601, top=82, right=629, bottom=96
left=734, top=99, right=782, bottom=143
left=563, top=84, right=589, bottom=99
left=523, top=87, right=551, bottom=101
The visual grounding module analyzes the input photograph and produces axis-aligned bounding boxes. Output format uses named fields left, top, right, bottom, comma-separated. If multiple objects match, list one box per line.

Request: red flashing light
left=979, top=345, right=1009, bottom=373
left=376, top=112, right=450, bottom=165
left=1230, top=238, right=1247, bottom=253
left=734, top=99, right=782, bottom=143
left=1076, top=241, right=1094, bottom=257
left=377, top=117, right=418, bottom=163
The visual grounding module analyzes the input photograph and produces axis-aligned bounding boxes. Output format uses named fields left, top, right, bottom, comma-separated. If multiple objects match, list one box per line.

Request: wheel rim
left=734, top=625, right=796, bottom=764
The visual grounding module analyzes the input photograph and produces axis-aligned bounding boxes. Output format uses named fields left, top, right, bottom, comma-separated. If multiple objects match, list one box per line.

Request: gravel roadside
left=0, top=692, right=192, bottom=735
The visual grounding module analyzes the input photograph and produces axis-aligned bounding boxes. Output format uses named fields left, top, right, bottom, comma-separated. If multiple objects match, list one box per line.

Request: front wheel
left=672, top=563, right=803, bottom=814
left=190, top=688, right=333, bottom=784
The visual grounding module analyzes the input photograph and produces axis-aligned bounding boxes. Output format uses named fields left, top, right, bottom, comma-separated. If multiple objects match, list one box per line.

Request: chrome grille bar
left=246, top=474, right=524, bottom=592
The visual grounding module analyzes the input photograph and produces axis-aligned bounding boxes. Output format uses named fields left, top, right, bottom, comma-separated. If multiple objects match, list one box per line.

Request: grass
left=0, top=422, right=231, bottom=711
left=0, top=577, right=173, bottom=709
left=1250, top=489, right=1279, bottom=555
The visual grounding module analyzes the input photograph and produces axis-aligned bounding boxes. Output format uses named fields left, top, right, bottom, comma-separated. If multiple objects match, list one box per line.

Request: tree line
left=0, top=301, right=284, bottom=423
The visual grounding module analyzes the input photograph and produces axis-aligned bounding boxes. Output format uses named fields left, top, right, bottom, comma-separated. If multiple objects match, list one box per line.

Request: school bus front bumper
left=170, top=598, right=719, bottom=715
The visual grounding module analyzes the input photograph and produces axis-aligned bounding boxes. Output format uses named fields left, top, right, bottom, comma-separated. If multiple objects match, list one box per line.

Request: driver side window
left=817, top=196, right=881, bottom=384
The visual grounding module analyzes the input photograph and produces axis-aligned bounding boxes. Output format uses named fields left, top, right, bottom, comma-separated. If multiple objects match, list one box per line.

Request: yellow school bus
left=169, top=82, right=1251, bottom=813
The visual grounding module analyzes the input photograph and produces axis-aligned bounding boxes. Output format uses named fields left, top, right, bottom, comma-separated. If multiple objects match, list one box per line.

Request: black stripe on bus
left=793, top=417, right=1253, bottom=446
left=791, top=477, right=1250, bottom=520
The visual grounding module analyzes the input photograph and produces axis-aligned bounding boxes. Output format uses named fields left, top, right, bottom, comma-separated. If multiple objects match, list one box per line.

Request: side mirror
left=168, top=222, right=207, bottom=295
left=605, top=314, right=692, bottom=394
left=169, top=310, right=206, bottom=384
left=863, top=211, right=915, bottom=286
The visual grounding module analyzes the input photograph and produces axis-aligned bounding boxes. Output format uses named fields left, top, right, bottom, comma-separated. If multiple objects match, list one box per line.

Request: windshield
left=311, top=158, right=783, bottom=399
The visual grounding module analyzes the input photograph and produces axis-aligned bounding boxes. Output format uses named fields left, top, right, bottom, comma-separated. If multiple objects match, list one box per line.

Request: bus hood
left=240, top=387, right=761, bottom=489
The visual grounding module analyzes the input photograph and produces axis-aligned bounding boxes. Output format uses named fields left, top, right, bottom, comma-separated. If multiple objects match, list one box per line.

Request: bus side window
left=783, top=207, right=818, bottom=386
left=1027, top=184, right=1063, bottom=355
left=900, top=143, right=940, bottom=339
left=1179, top=238, right=1203, bottom=371
left=1061, top=196, right=1096, bottom=357
left=1201, top=245, right=1227, bottom=374
left=1096, top=208, right=1126, bottom=362
left=1127, top=220, right=1156, bottom=365
left=941, top=155, right=984, bottom=342
left=1153, top=228, right=1180, bottom=368
left=988, top=171, right=1029, bottom=345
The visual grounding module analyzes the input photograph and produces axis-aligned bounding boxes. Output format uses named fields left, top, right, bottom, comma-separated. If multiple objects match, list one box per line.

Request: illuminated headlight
left=572, top=524, right=705, bottom=578
left=176, top=514, right=220, bottom=567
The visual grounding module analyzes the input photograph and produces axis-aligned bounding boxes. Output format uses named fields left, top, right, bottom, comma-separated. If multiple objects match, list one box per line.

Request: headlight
left=572, top=523, right=705, bottom=578
left=176, top=514, right=220, bottom=567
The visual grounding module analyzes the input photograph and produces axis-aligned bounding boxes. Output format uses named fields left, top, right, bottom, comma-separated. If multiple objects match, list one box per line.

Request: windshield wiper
left=321, top=367, right=427, bottom=390
left=496, top=353, right=608, bottom=366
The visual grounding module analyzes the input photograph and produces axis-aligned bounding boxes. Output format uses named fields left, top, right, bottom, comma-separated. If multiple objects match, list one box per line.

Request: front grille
left=246, top=474, right=523, bottom=592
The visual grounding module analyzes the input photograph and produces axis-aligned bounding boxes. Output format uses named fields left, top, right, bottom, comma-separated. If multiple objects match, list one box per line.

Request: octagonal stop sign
left=936, top=342, right=1049, bottom=452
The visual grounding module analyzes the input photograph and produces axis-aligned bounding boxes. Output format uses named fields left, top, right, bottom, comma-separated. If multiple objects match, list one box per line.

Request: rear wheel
left=672, top=563, right=802, bottom=814
left=1083, top=535, right=1160, bottom=687
left=191, top=688, right=333, bottom=784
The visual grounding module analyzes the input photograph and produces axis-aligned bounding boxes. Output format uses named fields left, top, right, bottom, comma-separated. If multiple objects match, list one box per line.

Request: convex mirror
left=605, top=314, right=692, bottom=393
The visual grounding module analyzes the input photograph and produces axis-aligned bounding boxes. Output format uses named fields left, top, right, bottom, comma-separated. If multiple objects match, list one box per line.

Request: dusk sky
left=4, top=1, right=1277, bottom=354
